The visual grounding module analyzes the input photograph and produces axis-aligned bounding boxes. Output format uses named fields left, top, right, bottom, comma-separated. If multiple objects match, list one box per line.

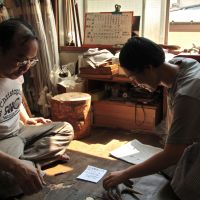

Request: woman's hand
left=25, top=117, right=52, bottom=125
left=103, top=170, right=128, bottom=190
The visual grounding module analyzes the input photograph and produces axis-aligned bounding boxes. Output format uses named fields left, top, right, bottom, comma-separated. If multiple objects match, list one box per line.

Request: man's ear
left=147, top=64, right=153, bottom=70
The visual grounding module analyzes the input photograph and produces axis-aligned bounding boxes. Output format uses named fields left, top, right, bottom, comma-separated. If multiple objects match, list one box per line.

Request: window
left=168, top=0, right=200, bottom=49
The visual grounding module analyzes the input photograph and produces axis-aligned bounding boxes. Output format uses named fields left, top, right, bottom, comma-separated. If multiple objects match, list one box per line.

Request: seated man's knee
left=51, top=121, right=74, bottom=140
left=62, top=122, right=74, bottom=140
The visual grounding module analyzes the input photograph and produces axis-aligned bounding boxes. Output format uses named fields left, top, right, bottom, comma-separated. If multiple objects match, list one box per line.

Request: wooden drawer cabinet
left=79, top=74, right=164, bottom=133
left=93, top=100, right=161, bottom=132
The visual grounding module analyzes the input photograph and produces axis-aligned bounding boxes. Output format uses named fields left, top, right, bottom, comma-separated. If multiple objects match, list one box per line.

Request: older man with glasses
left=0, top=18, right=74, bottom=199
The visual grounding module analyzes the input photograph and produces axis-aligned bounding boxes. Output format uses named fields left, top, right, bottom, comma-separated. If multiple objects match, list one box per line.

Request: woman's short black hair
left=0, top=18, right=38, bottom=52
left=119, top=37, right=165, bottom=73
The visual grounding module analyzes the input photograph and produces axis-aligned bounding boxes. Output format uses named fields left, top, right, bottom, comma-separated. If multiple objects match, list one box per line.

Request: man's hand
left=25, top=117, right=52, bottom=125
left=11, top=161, right=46, bottom=195
left=103, top=170, right=128, bottom=190
left=103, top=144, right=189, bottom=191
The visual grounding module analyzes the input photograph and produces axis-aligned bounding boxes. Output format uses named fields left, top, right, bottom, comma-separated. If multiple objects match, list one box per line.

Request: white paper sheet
left=110, top=139, right=162, bottom=164
left=77, top=165, right=107, bottom=183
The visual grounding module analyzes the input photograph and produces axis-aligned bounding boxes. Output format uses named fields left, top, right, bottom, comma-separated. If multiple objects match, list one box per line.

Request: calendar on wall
left=83, top=12, right=133, bottom=47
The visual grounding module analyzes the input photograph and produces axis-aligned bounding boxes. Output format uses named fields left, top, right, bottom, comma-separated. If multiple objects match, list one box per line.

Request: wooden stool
left=51, top=92, right=91, bottom=139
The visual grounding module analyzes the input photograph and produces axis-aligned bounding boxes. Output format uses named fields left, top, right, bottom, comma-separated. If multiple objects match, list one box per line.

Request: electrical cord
left=135, top=101, right=146, bottom=127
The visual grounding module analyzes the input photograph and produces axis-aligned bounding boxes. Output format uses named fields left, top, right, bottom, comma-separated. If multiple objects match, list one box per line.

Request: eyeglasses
left=17, top=58, right=39, bottom=68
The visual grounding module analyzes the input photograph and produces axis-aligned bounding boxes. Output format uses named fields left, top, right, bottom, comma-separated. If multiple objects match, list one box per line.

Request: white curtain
left=143, top=0, right=169, bottom=44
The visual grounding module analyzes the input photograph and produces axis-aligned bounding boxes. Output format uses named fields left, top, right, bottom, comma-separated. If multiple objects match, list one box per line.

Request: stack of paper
left=110, top=139, right=162, bottom=164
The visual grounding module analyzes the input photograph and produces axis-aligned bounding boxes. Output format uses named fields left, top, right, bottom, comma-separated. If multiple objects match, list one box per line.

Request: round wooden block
left=51, top=92, right=91, bottom=139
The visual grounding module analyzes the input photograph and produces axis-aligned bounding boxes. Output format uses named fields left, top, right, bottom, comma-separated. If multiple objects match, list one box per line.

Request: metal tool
left=103, top=179, right=142, bottom=200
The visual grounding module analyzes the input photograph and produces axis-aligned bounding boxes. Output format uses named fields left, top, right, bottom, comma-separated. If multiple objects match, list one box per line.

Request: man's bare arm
left=0, top=150, right=45, bottom=195
left=103, top=143, right=189, bottom=189
left=19, top=103, right=51, bottom=125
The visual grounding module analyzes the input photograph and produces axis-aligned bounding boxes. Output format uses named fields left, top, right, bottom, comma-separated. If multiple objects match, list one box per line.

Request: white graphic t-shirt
left=0, top=76, right=23, bottom=139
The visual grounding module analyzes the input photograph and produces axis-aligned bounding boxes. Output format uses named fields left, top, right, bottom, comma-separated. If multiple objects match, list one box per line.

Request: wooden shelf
left=81, top=74, right=163, bottom=132
left=79, top=74, right=131, bottom=83
left=95, top=100, right=159, bottom=109
left=175, top=54, right=200, bottom=62
left=60, top=46, right=121, bottom=53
